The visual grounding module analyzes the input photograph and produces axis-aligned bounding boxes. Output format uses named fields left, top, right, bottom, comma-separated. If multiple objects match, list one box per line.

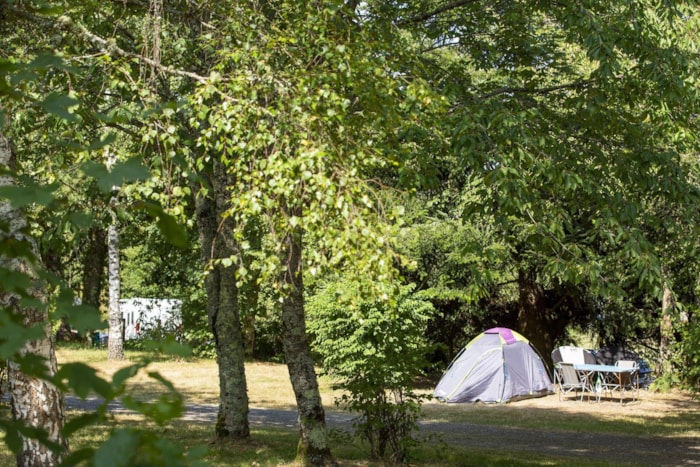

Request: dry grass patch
left=55, top=348, right=342, bottom=410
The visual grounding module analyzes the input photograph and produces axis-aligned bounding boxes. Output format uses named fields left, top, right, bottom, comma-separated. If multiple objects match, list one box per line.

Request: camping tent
left=434, top=327, right=553, bottom=403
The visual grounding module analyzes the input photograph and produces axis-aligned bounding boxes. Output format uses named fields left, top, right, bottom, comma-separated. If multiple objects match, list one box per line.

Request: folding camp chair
left=615, top=360, right=640, bottom=403
left=554, top=362, right=586, bottom=401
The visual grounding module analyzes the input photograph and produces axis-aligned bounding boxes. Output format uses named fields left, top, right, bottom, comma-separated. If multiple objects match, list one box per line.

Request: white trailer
left=119, top=298, right=183, bottom=340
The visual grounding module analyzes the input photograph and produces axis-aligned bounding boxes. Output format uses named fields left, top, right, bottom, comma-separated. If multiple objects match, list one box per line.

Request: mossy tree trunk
left=195, top=159, right=250, bottom=439
left=279, top=225, right=334, bottom=466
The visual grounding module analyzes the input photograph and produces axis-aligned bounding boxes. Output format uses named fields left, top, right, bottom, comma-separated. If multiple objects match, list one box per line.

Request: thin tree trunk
left=0, top=134, right=69, bottom=466
left=81, top=226, right=107, bottom=308
left=106, top=147, right=124, bottom=360
left=279, top=226, right=334, bottom=466
left=194, top=160, right=250, bottom=439
left=657, top=285, right=675, bottom=376
left=241, top=217, right=263, bottom=358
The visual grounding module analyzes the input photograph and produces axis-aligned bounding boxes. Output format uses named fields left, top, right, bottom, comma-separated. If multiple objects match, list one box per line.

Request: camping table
left=573, top=364, right=638, bottom=404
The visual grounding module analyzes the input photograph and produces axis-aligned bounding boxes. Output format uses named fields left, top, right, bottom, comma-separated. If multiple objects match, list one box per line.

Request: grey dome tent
left=434, top=327, right=553, bottom=403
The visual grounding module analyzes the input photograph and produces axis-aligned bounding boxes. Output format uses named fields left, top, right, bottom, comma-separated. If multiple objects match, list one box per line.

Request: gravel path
left=65, top=396, right=700, bottom=466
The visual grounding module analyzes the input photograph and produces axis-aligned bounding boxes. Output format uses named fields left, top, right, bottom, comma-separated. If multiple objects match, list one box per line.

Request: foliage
left=188, top=0, right=438, bottom=298
left=673, top=311, right=700, bottom=391
left=380, top=0, right=700, bottom=370
left=0, top=3, right=199, bottom=463
left=308, top=281, right=434, bottom=464
left=1, top=1, right=700, bottom=463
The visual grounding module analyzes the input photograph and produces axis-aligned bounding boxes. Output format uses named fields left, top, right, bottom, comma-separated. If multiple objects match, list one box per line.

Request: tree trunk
left=106, top=220, right=124, bottom=360
left=106, top=147, right=124, bottom=361
left=279, top=226, right=334, bottom=466
left=0, top=134, right=69, bottom=466
left=81, top=226, right=107, bottom=308
left=194, top=160, right=250, bottom=439
left=241, top=217, right=263, bottom=358
left=516, top=269, right=556, bottom=370
left=657, top=285, right=675, bottom=376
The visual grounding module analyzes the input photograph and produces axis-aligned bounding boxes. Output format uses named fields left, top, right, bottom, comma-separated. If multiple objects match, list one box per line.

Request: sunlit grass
left=0, top=347, right=696, bottom=465
left=55, top=347, right=342, bottom=410
left=420, top=389, right=700, bottom=438
left=54, top=347, right=700, bottom=440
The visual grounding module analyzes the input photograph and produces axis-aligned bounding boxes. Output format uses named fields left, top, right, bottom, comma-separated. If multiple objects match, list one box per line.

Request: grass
left=420, top=394, right=700, bottom=438
left=1, top=347, right=698, bottom=466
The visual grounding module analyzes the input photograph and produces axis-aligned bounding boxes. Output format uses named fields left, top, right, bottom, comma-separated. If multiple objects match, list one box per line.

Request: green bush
left=308, top=281, right=434, bottom=464
left=675, top=313, right=700, bottom=391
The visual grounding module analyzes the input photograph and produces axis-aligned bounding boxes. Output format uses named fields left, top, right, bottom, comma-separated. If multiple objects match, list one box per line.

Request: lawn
left=1, top=347, right=698, bottom=466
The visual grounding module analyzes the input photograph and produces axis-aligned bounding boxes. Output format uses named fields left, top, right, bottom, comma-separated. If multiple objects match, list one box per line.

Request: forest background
left=1, top=0, right=700, bottom=466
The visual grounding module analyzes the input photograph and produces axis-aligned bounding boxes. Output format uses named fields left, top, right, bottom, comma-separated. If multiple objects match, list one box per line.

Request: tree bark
left=516, top=269, right=556, bottom=369
left=106, top=148, right=124, bottom=360
left=0, top=134, right=69, bottom=466
left=81, top=226, right=107, bottom=308
left=279, top=226, right=334, bottom=466
left=241, top=218, right=263, bottom=358
left=106, top=220, right=124, bottom=359
left=657, top=285, right=675, bottom=376
left=194, top=160, right=250, bottom=439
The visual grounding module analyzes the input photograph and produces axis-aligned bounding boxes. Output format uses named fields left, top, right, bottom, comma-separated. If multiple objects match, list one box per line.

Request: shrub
left=675, top=312, right=700, bottom=392
left=308, top=281, right=434, bottom=464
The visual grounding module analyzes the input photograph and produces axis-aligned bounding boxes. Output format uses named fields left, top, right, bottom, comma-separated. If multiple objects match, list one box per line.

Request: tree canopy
left=1, top=0, right=700, bottom=464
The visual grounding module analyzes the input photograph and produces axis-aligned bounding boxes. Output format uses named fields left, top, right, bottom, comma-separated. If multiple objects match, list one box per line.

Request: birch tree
left=190, top=2, right=436, bottom=463
left=106, top=146, right=125, bottom=360
left=0, top=134, right=69, bottom=466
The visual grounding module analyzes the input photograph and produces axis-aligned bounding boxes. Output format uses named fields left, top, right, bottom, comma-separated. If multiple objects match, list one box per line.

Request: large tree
left=389, top=0, right=700, bottom=365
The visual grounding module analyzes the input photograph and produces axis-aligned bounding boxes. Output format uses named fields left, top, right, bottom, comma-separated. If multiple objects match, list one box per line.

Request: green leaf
left=112, top=363, right=146, bottom=390
left=94, top=429, right=140, bottom=467
left=54, top=362, right=114, bottom=399
left=0, top=312, right=45, bottom=359
left=156, top=213, right=188, bottom=248
left=39, top=92, right=79, bottom=122
left=0, top=420, right=22, bottom=454
left=110, top=157, right=151, bottom=184
left=141, top=337, right=192, bottom=358
left=13, top=353, right=52, bottom=380
left=52, top=287, right=105, bottom=332
left=57, top=448, right=95, bottom=466
left=28, top=54, right=73, bottom=72
left=88, top=133, right=118, bottom=151
left=67, top=211, right=93, bottom=229
left=62, top=412, right=104, bottom=438
left=0, top=183, right=56, bottom=208
left=134, top=201, right=188, bottom=248
left=83, top=157, right=151, bottom=193
left=55, top=304, right=105, bottom=333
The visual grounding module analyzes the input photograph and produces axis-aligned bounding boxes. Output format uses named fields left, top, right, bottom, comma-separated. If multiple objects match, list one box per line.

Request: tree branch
left=479, top=80, right=593, bottom=101
left=72, top=21, right=211, bottom=84
left=4, top=4, right=211, bottom=84
left=397, top=0, right=480, bottom=26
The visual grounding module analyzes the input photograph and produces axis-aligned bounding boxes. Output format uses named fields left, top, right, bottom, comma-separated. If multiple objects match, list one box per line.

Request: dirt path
left=65, top=395, right=700, bottom=466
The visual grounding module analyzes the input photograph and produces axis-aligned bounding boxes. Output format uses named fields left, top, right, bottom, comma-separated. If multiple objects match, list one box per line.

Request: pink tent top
left=485, top=327, right=518, bottom=345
